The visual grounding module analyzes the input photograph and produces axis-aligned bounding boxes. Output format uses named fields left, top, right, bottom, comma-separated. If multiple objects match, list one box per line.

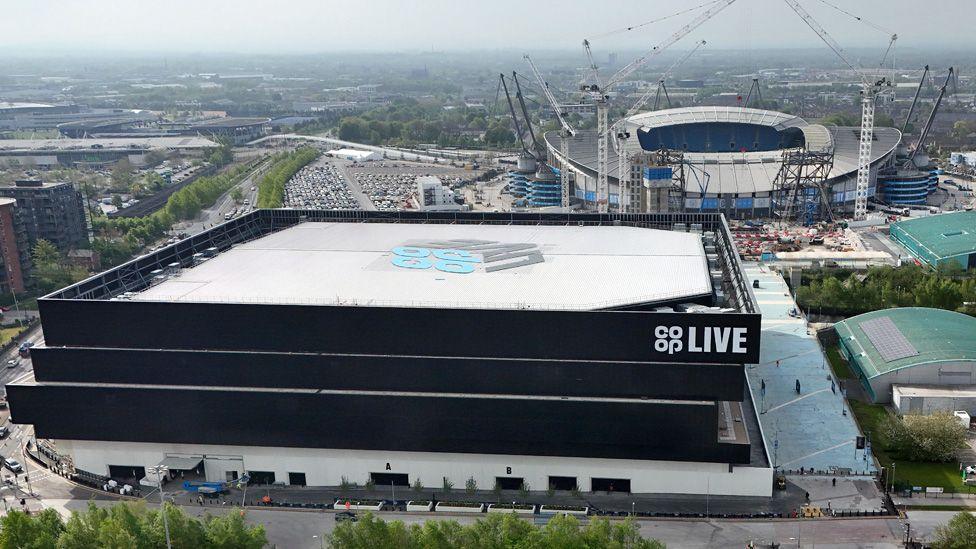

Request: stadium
left=8, top=210, right=773, bottom=497
left=545, top=106, right=904, bottom=217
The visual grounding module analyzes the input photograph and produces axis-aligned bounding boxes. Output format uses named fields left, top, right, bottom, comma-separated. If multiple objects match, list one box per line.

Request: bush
left=518, top=481, right=530, bottom=500
left=412, top=478, right=424, bottom=493
left=442, top=477, right=453, bottom=493
left=933, top=511, right=976, bottom=549
left=465, top=476, right=477, bottom=495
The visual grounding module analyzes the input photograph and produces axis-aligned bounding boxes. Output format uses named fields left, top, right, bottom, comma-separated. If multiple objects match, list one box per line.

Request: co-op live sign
left=390, top=239, right=543, bottom=274
left=646, top=314, right=762, bottom=364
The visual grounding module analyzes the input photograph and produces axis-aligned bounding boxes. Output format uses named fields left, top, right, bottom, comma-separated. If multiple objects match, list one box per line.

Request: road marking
left=764, top=388, right=830, bottom=414
left=779, top=440, right=855, bottom=468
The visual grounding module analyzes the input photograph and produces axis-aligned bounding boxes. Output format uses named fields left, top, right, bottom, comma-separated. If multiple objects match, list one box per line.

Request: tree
left=231, top=187, right=244, bottom=204
left=882, top=411, right=967, bottom=462
left=111, top=159, right=134, bottom=191
left=820, top=112, right=860, bottom=126
left=933, top=512, right=976, bottom=549
left=0, top=501, right=266, bottom=549
left=327, top=513, right=665, bottom=549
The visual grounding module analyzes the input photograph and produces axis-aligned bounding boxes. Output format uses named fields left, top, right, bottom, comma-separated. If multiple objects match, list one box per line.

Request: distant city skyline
left=2, top=0, right=973, bottom=54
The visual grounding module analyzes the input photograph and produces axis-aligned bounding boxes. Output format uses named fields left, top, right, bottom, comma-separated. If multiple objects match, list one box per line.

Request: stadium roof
left=0, top=136, right=219, bottom=152
left=190, top=117, right=270, bottom=129
left=890, top=211, right=976, bottom=261
left=546, top=106, right=901, bottom=195
left=834, top=307, right=976, bottom=380
left=132, top=222, right=712, bottom=311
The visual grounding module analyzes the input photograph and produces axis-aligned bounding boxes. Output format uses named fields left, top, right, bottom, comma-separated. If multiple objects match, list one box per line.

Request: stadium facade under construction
left=545, top=106, right=905, bottom=218
left=8, top=210, right=774, bottom=497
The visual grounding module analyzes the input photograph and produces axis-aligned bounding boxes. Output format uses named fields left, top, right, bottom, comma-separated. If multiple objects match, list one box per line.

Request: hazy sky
left=3, top=0, right=973, bottom=54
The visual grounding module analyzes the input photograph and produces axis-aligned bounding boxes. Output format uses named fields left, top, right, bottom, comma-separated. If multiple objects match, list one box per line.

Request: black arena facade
left=8, top=210, right=772, bottom=496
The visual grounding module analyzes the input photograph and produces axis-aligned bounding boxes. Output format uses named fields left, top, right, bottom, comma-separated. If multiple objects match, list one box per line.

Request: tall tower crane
left=901, top=65, right=929, bottom=137
left=783, top=0, right=890, bottom=221
left=612, top=40, right=706, bottom=212
left=582, top=0, right=736, bottom=212
left=524, top=55, right=576, bottom=208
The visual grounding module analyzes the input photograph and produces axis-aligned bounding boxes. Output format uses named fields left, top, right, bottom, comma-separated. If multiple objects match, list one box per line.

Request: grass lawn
left=825, top=345, right=855, bottom=379
left=0, top=326, right=24, bottom=346
left=849, top=400, right=969, bottom=492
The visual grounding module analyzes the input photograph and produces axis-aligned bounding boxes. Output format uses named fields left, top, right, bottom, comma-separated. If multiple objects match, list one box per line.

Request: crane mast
left=524, top=55, right=576, bottom=208
left=584, top=0, right=736, bottom=212
left=783, top=0, right=886, bottom=221
left=499, top=74, right=530, bottom=158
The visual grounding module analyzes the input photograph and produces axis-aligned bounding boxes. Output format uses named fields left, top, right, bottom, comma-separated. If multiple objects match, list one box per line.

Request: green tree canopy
left=933, top=511, right=976, bottom=549
left=0, top=502, right=267, bottom=549
left=327, top=512, right=665, bottom=549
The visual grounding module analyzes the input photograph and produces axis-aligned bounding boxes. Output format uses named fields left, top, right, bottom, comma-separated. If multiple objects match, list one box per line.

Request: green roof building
left=890, top=211, right=976, bottom=269
left=835, top=307, right=976, bottom=403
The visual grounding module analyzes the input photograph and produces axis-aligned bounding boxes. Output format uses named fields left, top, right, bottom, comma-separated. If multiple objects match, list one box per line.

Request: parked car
left=0, top=426, right=9, bottom=439
left=6, top=359, right=18, bottom=369
left=4, top=458, right=22, bottom=473
left=334, top=511, right=358, bottom=523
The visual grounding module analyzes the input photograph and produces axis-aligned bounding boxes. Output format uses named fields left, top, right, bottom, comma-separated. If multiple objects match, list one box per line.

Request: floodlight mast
left=584, top=0, right=736, bottom=212
left=783, top=0, right=890, bottom=221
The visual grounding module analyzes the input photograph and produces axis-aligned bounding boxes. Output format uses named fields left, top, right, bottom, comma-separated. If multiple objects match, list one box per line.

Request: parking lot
left=284, top=161, right=364, bottom=210
left=346, top=162, right=483, bottom=211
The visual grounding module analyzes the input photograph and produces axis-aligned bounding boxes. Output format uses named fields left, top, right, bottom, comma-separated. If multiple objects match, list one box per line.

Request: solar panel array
left=860, top=316, right=919, bottom=363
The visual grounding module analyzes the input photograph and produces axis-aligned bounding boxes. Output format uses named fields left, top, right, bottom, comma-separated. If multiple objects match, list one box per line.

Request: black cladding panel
left=7, top=384, right=750, bottom=464
left=31, top=347, right=745, bottom=401
left=39, top=299, right=761, bottom=364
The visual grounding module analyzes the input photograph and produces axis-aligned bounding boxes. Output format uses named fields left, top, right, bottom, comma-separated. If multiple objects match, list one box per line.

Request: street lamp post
left=147, top=465, right=172, bottom=549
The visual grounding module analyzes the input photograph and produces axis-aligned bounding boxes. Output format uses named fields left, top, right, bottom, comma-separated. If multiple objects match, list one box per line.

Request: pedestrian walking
left=776, top=360, right=780, bottom=368
left=832, top=478, right=836, bottom=487
left=795, top=379, right=801, bottom=394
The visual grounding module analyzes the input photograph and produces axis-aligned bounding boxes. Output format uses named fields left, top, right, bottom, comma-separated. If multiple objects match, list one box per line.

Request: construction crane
left=498, top=74, right=532, bottom=159
left=611, top=39, right=706, bottom=212
left=744, top=78, right=763, bottom=108
left=582, top=0, right=736, bottom=212
left=512, top=71, right=544, bottom=159
left=524, top=55, right=576, bottom=208
left=901, top=65, right=929, bottom=137
left=906, top=67, right=954, bottom=168
left=783, top=0, right=890, bottom=221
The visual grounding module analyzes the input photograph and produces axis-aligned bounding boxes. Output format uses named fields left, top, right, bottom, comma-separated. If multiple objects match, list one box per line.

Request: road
left=177, top=158, right=269, bottom=236
left=333, top=159, right=376, bottom=211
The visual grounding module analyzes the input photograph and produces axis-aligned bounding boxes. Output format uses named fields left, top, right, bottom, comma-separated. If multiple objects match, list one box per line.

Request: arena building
left=8, top=210, right=773, bottom=497
left=545, top=106, right=903, bottom=217
left=889, top=211, right=976, bottom=270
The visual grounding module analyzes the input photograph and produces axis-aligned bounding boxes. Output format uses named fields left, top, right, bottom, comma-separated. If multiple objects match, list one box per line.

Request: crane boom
left=524, top=55, right=574, bottom=208
left=523, top=55, right=575, bottom=137
left=908, top=67, right=953, bottom=166
left=511, top=72, right=541, bottom=158
left=782, top=0, right=862, bottom=81
left=604, top=0, right=735, bottom=92
left=901, top=65, right=929, bottom=136
left=499, top=74, right=530, bottom=157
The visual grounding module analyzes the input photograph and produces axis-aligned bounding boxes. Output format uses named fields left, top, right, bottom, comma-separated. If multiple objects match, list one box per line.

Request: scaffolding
left=771, top=149, right=835, bottom=225
left=622, top=148, right=687, bottom=213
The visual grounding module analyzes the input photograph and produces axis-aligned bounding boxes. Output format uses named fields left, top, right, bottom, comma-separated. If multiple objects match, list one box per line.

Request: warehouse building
left=889, top=211, right=976, bottom=270
left=835, top=307, right=976, bottom=404
left=8, top=210, right=772, bottom=497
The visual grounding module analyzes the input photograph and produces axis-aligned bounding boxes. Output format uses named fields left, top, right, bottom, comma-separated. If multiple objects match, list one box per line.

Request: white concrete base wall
left=59, top=440, right=773, bottom=497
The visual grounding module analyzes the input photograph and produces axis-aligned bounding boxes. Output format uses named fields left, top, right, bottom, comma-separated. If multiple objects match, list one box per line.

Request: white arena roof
left=133, top=222, right=711, bottom=310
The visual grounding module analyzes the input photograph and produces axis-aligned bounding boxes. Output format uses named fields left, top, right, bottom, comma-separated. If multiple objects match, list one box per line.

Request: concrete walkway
left=743, top=263, right=875, bottom=475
